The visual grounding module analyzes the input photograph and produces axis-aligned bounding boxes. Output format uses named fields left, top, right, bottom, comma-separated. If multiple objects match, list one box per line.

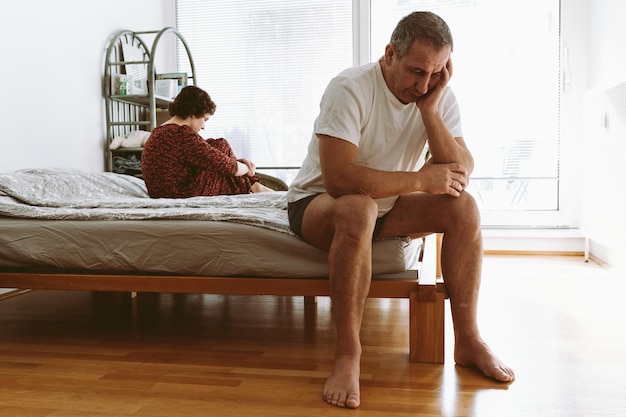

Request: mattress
left=0, top=217, right=420, bottom=278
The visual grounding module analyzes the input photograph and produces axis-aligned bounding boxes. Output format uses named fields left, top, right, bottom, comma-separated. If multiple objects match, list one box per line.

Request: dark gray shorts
left=287, top=194, right=388, bottom=239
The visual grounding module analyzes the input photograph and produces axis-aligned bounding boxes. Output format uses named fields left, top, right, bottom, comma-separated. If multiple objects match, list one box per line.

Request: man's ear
left=383, top=43, right=395, bottom=65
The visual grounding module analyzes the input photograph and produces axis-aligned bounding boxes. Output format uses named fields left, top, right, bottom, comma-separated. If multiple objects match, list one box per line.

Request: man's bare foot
left=323, top=354, right=361, bottom=408
left=454, top=338, right=515, bottom=382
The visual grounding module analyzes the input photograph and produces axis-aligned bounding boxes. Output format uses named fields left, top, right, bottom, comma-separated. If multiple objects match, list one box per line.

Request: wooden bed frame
left=0, top=174, right=447, bottom=363
left=0, top=233, right=446, bottom=363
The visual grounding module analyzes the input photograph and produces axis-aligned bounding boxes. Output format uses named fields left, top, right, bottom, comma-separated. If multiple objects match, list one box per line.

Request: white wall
left=585, top=0, right=626, bottom=92
left=0, top=0, right=624, bottom=268
left=0, top=0, right=175, bottom=173
left=581, top=0, right=626, bottom=270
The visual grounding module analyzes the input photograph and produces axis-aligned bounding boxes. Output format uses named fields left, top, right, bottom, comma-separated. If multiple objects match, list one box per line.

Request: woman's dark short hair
left=390, top=11, right=454, bottom=58
left=169, top=85, right=217, bottom=118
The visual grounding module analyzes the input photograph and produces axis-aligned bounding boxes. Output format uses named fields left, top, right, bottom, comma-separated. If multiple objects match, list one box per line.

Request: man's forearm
left=421, top=110, right=474, bottom=174
left=324, top=163, right=421, bottom=199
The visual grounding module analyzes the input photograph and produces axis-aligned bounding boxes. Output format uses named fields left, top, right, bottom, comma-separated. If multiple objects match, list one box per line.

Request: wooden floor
left=1, top=255, right=625, bottom=417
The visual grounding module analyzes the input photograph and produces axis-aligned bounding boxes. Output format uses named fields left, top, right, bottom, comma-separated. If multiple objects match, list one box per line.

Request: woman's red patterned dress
left=141, top=124, right=256, bottom=198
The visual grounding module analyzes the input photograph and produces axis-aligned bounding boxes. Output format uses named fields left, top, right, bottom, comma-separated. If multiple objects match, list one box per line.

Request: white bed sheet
left=0, top=218, right=420, bottom=278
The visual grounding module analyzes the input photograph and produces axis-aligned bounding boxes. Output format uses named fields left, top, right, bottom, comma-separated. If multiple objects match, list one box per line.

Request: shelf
left=108, top=94, right=173, bottom=108
left=108, top=122, right=151, bottom=129
left=110, top=147, right=144, bottom=153
left=104, top=27, right=196, bottom=176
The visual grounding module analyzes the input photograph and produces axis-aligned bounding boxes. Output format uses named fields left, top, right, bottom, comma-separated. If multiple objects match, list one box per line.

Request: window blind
left=370, top=0, right=562, bottom=212
left=176, top=0, right=566, bottom=223
left=176, top=0, right=352, bottom=182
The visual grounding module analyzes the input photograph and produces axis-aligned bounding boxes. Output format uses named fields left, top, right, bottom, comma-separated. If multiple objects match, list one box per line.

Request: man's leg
left=380, top=192, right=515, bottom=382
left=299, top=193, right=379, bottom=409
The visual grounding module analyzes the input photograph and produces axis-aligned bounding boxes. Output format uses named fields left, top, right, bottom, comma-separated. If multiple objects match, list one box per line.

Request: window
left=176, top=0, right=572, bottom=227
left=369, top=0, right=565, bottom=227
left=176, top=0, right=352, bottom=185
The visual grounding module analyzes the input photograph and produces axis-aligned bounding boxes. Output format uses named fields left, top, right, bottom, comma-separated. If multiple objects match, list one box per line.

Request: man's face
left=382, top=40, right=451, bottom=104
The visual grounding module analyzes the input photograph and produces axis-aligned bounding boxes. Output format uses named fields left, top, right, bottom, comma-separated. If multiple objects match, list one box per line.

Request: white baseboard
left=480, top=228, right=626, bottom=273
left=587, top=238, right=626, bottom=272
left=481, top=228, right=586, bottom=254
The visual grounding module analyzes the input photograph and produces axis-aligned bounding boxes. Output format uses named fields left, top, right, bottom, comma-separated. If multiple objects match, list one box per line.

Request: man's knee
left=335, top=194, right=378, bottom=232
left=458, top=191, right=479, bottom=212
left=298, top=193, right=378, bottom=249
left=450, top=192, right=481, bottom=226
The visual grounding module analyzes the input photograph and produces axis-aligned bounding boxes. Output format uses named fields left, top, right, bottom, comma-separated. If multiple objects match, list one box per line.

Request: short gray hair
left=390, top=11, right=454, bottom=58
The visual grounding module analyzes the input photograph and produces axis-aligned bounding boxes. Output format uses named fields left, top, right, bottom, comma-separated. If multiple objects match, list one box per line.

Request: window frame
left=174, top=0, right=583, bottom=229
left=355, top=0, right=582, bottom=228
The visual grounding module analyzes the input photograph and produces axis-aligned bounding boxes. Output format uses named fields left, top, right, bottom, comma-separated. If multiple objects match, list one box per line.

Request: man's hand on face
left=415, top=56, right=453, bottom=113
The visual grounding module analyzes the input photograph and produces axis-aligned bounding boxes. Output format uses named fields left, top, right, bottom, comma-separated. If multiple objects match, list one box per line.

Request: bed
left=0, top=167, right=447, bottom=363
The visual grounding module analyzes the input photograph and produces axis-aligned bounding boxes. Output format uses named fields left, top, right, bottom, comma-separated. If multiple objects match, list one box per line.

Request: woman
left=141, top=85, right=273, bottom=198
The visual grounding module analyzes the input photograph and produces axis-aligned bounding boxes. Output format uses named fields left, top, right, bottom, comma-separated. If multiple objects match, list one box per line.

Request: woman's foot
left=250, top=182, right=274, bottom=193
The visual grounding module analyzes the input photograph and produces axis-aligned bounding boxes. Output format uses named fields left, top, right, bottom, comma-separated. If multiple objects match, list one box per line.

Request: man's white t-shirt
left=287, top=61, right=463, bottom=217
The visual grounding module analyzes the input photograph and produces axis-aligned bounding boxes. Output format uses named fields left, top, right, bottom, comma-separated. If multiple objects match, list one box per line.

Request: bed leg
left=304, top=295, right=317, bottom=304
left=409, top=288, right=445, bottom=363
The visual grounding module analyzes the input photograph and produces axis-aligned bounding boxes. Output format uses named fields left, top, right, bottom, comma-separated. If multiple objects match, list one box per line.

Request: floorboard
left=0, top=255, right=625, bottom=416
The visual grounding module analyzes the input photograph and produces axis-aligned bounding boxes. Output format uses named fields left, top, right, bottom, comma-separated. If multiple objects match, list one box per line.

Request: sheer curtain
left=176, top=0, right=352, bottom=184
left=176, top=0, right=568, bottom=227
left=370, top=0, right=563, bottom=226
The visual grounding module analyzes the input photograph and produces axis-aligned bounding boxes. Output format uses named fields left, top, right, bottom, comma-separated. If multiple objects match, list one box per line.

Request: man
left=286, top=11, right=515, bottom=409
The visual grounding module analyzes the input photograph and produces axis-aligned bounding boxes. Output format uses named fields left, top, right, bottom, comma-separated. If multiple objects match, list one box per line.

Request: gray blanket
left=0, top=167, right=292, bottom=234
